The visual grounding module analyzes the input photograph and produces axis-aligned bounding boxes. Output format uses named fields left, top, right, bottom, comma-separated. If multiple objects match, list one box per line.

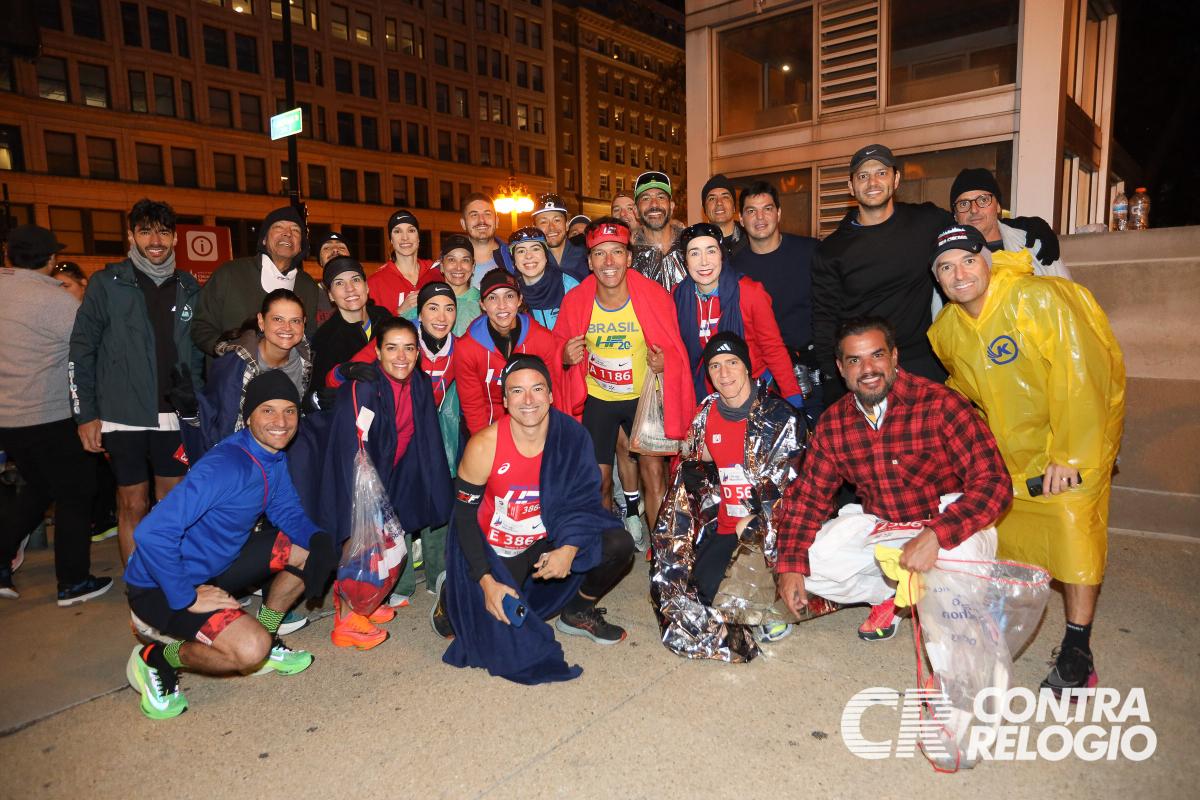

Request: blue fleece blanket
left=442, top=409, right=619, bottom=684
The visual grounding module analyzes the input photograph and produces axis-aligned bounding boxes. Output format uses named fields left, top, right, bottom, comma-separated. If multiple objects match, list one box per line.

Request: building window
left=354, top=10, right=372, bottom=46
left=387, top=69, right=400, bottom=102
left=599, top=173, right=610, bottom=195
left=129, top=71, right=149, bottom=112
left=598, top=105, right=609, bottom=127
left=453, top=41, right=467, bottom=72
left=136, top=143, right=164, bottom=185
left=889, top=0, right=1019, bottom=105
left=71, top=0, right=105, bottom=40
left=235, top=34, right=258, bottom=73
left=435, top=83, right=449, bottom=114
left=562, top=167, right=573, bottom=191
left=615, top=143, right=624, bottom=166
left=439, top=180, right=454, bottom=210
left=433, top=36, right=448, bottom=67
left=239, top=94, right=261, bottom=132
left=78, top=63, right=110, bottom=109
left=153, top=74, right=175, bottom=116
left=334, top=58, right=353, bottom=93
left=170, top=147, right=198, bottom=187
left=490, top=94, right=503, bottom=124
left=493, top=139, right=504, bottom=168
left=389, top=120, right=402, bottom=152
left=147, top=7, right=171, bottom=52
left=330, top=4, right=349, bottom=40
left=455, top=88, right=469, bottom=119
left=479, top=136, right=490, bottom=166
left=309, top=164, right=328, bottom=199
left=533, top=107, right=544, bottom=134
left=244, top=156, right=266, bottom=194
left=337, top=112, right=356, bottom=146
left=86, top=136, right=118, bottom=180
left=401, top=22, right=418, bottom=56
left=180, top=80, right=194, bottom=120
left=213, top=153, right=238, bottom=191
left=530, top=22, right=542, bottom=50
left=532, top=65, right=544, bottom=92
left=37, top=57, right=70, bottom=102
left=361, top=171, right=380, bottom=204
left=176, top=16, right=190, bottom=57
left=437, top=130, right=452, bottom=160
left=340, top=168, right=358, bottom=202
left=562, top=95, right=573, bottom=119
left=404, top=72, right=418, bottom=105
left=203, top=26, right=229, bottom=68
left=490, top=49, right=501, bottom=79
left=406, top=122, right=420, bottom=154
left=208, top=87, right=232, bottom=127
left=718, top=9, right=813, bottom=134
left=39, top=3, right=64, bottom=31
left=516, top=60, right=528, bottom=88
left=359, top=64, right=376, bottom=98
left=477, top=91, right=489, bottom=122
left=385, top=18, right=397, bottom=51
left=599, top=139, right=609, bottom=161
left=518, top=145, right=530, bottom=173
left=361, top=116, right=378, bottom=150
left=516, top=104, right=528, bottom=131
left=456, top=133, right=471, bottom=164
left=535, top=149, right=545, bottom=177
left=121, top=3, right=142, bottom=46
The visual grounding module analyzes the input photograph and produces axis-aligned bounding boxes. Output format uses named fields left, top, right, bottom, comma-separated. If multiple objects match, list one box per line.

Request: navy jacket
left=443, top=409, right=620, bottom=684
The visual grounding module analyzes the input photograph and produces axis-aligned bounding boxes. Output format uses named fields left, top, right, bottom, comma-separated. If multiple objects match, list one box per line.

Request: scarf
left=128, top=245, right=176, bottom=286
left=674, top=267, right=745, bottom=399
left=487, top=316, right=522, bottom=360
left=420, top=326, right=449, bottom=355
left=520, top=251, right=567, bottom=312
left=716, top=391, right=753, bottom=423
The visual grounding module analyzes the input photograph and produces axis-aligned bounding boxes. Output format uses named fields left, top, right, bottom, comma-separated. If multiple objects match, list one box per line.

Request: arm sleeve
left=68, top=279, right=106, bottom=423
left=810, top=248, right=842, bottom=392
left=454, top=479, right=492, bottom=582
left=925, top=396, right=1013, bottom=549
left=774, top=424, right=845, bottom=575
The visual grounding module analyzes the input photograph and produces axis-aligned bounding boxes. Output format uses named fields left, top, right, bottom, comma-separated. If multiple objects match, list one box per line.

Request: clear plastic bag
left=336, top=448, right=408, bottom=616
left=713, top=542, right=840, bottom=625
left=908, top=558, right=1051, bottom=771
left=630, top=373, right=679, bottom=456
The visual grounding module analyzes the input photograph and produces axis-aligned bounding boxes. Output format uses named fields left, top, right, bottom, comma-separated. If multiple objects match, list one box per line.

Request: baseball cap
left=849, top=144, right=897, bottom=174
left=6, top=225, right=66, bottom=265
left=584, top=219, right=631, bottom=250
left=480, top=267, right=521, bottom=299
left=930, top=225, right=988, bottom=265
left=531, top=193, right=568, bottom=218
left=634, top=171, right=672, bottom=199
left=439, top=233, right=473, bottom=259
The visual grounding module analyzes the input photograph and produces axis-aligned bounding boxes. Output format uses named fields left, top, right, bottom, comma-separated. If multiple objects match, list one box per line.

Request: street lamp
left=493, top=177, right=534, bottom=233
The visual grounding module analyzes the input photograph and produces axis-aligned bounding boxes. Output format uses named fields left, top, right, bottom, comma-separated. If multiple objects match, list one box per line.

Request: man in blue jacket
left=123, top=371, right=334, bottom=719
left=69, top=199, right=205, bottom=564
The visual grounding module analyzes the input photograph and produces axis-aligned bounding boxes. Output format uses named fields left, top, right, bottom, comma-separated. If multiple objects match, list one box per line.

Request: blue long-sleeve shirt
left=124, top=427, right=321, bottom=610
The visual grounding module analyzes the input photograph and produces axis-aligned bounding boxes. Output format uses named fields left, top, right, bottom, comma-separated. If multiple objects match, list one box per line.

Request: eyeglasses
left=954, top=193, right=995, bottom=213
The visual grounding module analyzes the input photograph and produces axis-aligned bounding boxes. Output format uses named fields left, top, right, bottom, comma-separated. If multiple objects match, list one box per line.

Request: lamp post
left=493, top=177, right=534, bottom=234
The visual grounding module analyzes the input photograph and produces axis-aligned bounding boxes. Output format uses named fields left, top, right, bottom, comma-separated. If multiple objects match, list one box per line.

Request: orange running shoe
left=368, top=604, right=396, bottom=624
left=331, top=595, right=388, bottom=650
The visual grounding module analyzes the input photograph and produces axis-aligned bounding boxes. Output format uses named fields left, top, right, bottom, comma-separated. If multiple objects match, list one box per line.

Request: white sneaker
left=11, top=533, right=29, bottom=572
left=387, top=593, right=411, bottom=608
left=624, top=515, right=649, bottom=552
left=754, top=622, right=794, bottom=643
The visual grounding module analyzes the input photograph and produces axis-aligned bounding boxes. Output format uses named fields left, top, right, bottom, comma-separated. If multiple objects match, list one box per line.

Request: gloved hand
left=168, top=366, right=198, bottom=419
left=1005, top=215, right=1060, bottom=265
left=301, top=531, right=336, bottom=600
left=312, top=386, right=338, bottom=411
left=339, top=360, right=377, bottom=383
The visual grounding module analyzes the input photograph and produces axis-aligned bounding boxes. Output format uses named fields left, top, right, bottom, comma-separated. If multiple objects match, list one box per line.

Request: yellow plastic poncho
left=928, top=249, right=1125, bottom=585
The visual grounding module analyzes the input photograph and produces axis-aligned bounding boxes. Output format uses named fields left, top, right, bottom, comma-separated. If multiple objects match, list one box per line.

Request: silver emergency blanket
left=630, top=224, right=687, bottom=292
left=650, top=379, right=831, bottom=662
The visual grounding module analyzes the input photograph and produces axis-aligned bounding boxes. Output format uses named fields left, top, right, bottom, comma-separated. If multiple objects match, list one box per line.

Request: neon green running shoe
left=125, top=645, right=188, bottom=720
left=252, top=638, right=314, bottom=676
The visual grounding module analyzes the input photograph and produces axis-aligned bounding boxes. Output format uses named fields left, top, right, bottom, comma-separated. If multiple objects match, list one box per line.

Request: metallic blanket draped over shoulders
left=651, top=379, right=807, bottom=662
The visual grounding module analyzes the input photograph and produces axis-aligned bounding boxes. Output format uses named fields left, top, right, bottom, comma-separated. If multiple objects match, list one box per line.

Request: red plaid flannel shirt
left=776, top=370, right=1012, bottom=575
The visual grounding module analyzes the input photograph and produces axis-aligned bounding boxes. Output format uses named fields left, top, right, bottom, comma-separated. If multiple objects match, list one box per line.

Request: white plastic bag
left=336, top=448, right=408, bottom=615
left=630, top=373, right=679, bottom=456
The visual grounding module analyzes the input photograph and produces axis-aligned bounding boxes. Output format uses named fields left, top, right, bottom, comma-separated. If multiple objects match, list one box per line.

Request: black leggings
left=504, top=527, right=634, bottom=599
left=691, top=532, right=739, bottom=606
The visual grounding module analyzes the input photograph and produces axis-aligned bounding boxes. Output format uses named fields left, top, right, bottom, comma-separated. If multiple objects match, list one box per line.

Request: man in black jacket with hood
left=811, top=145, right=953, bottom=406
left=191, top=206, right=321, bottom=357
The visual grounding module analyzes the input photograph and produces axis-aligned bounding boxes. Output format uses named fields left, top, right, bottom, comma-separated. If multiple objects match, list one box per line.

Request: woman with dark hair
left=319, top=317, right=453, bottom=649
left=368, top=209, right=442, bottom=316
left=309, top=256, right=392, bottom=411
left=507, top=227, right=579, bottom=330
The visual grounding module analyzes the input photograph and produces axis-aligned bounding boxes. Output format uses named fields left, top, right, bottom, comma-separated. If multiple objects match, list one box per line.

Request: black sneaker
left=0, top=567, right=17, bottom=600
left=429, top=572, right=454, bottom=639
left=555, top=604, right=627, bottom=645
left=1040, top=646, right=1098, bottom=698
left=57, top=575, right=114, bottom=607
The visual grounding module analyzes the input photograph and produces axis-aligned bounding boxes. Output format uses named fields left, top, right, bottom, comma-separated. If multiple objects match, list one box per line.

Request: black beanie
left=388, top=209, right=420, bottom=233
left=258, top=206, right=309, bottom=270
left=322, top=255, right=366, bottom=289
left=417, top=281, right=456, bottom=309
left=501, top=353, right=552, bottom=392
left=701, top=331, right=752, bottom=375
left=949, top=168, right=1003, bottom=210
left=701, top=174, right=736, bottom=203
left=242, top=370, right=300, bottom=424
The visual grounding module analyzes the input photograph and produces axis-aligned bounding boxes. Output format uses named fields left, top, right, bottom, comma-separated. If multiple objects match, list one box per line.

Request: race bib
left=718, top=465, right=753, bottom=518
left=487, top=489, right=547, bottom=557
left=588, top=352, right=634, bottom=395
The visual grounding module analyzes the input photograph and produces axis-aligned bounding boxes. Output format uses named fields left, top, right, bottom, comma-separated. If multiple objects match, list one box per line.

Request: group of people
left=0, top=143, right=1124, bottom=718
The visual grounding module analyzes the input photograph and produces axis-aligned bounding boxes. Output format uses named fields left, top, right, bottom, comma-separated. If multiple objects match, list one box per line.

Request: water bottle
left=1130, top=187, right=1151, bottom=230
left=1111, top=191, right=1128, bottom=231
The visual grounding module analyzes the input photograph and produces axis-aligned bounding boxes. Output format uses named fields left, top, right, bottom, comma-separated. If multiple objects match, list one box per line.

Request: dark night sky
left=1110, top=1, right=1198, bottom=226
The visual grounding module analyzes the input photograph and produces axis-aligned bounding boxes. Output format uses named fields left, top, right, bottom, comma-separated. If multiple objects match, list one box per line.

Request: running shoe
left=125, top=644, right=187, bottom=720
left=0, top=567, right=18, bottom=600
left=624, top=514, right=649, bottom=552
left=91, top=525, right=119, bottom=543
left=57, top=575, right=114, bottom=607
left=11, top=533, right=29, bottom=571
left=277, top=609, right=309, bottom=635
left=387, top=593, right=411, bottom=608
left=331, top=595, right=388, bottom=650
left=754, top=621, right=794, bottom=643
left=1040, top=646, right=1098, bottom=698
left=857, top=598, right=899, bottom=642
left=412, top=538, right=424, bottom=571
left=368, top=604, right=396, bottom=624
left=556, top=605, right=627, bottom=645
left=430, top=572, right=453, bottom=639
left=252, top=638, right=314, bottom=676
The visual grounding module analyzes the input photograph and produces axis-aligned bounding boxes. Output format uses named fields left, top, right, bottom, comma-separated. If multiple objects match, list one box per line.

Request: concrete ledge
left=1062, top=224, right=1200, bottom=264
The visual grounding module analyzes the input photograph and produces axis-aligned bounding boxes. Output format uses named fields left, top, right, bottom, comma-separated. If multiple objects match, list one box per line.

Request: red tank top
left=477, top=417, right=547, bottom=557
left=704, top=410, right=750, bottom=534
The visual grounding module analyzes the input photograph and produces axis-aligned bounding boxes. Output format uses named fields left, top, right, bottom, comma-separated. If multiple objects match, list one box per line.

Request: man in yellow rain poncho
left=927, top=224, right=1124, bottom=697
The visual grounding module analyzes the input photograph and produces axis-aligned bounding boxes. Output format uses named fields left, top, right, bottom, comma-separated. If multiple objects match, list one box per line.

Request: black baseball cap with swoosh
left=849, top=144, right=898, bottom=174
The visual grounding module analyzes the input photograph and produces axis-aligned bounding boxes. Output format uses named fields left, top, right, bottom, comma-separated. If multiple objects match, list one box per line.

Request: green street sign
left=270, top=108, right=303, bottom=140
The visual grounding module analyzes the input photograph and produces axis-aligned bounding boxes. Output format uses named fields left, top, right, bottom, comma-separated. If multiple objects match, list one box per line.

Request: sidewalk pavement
left=0, top=531, right=1194, bottom=799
